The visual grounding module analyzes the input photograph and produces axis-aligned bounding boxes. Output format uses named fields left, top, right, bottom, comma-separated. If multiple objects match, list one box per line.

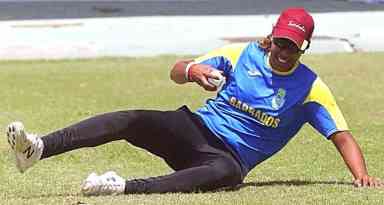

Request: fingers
left=198, top=77, right=217, bottom=91
left=372, top=178, right=383, bottom=187
left=188, top=64, right=211, bottom=82
left=188, top=64, right=220, bottom=91
left=205, top=70, right=223, bottom=80
left=190, top=69, right=217, bottom=91
left=353, top=176, right=383, bottom=188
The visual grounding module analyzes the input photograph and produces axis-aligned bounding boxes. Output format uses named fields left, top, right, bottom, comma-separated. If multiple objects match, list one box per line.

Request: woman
left=6, top=7, right=381, bottom=196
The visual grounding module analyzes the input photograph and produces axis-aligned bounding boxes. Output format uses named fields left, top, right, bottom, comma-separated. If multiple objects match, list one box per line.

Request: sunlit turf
left=0, top=53, right=383, bottom=204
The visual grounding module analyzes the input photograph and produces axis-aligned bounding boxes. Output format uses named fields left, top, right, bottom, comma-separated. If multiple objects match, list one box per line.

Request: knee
left=107, top=110, right=151, bottom=129
left=209, top=156, right=243, bottom=186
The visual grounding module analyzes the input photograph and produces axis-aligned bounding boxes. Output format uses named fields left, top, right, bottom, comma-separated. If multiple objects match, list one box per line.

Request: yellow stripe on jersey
left=194, top=43, right=248, bottom=70
left=304, top=77, right=349, bottom=130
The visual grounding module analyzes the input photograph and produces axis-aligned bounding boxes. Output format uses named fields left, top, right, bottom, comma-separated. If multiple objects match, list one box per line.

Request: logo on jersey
left=247, top=69, right=262, bottom=77
left=271, top=88, right=286, bottom=110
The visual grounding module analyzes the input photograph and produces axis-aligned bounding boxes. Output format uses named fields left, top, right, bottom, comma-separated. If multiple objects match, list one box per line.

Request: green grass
left=0, top=53, right=384, bottom=204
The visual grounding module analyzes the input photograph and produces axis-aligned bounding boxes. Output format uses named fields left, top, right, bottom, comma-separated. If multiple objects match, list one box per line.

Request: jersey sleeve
left=304, top=77, right=349, bottom=139
left=193, top=43, right=248, bottom=75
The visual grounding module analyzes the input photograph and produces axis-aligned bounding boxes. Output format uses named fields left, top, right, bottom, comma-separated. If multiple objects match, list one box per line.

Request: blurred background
left=0, top=0, right=383, bottom=59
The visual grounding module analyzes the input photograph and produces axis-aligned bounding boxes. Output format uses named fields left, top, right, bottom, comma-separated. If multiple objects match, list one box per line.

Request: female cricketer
left=6, top=7, right=382, bottom=195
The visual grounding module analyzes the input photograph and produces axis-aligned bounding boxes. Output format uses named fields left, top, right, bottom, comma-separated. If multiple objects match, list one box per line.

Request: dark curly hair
left=257, top=34, right=272, bottom=52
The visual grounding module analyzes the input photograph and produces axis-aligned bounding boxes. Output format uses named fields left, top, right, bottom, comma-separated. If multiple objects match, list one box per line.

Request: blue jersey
left=194, top=42, right=349, bottom=172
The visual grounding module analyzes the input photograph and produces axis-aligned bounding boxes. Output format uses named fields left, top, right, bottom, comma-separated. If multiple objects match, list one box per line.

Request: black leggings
left=40, top=106, right=245, bottom=193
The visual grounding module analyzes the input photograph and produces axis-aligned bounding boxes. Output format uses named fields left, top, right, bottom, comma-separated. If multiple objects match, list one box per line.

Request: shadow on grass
left=14, top=192, right=83, bottom=200
left=218, top=179, right=352, bottom=192
left=245, top=180, right=351, bottom=187
left=7, top=180, right=353, bottom=199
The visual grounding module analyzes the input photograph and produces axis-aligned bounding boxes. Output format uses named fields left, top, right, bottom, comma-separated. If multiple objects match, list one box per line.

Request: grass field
left=0, top=53, right=383, bottom=204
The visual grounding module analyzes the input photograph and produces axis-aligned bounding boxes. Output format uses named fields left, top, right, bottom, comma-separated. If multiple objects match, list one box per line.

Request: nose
left=278, top=48, right=292, bottom=58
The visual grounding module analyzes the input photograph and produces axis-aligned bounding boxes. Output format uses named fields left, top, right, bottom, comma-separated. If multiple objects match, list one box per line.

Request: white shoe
left=6, top=121, right=44, bottom=173
left=81, top=171, right=126, bottom=196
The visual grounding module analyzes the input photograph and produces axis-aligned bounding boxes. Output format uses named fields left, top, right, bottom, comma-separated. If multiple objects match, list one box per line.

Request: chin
left=281, top=63, right=294, bottom=70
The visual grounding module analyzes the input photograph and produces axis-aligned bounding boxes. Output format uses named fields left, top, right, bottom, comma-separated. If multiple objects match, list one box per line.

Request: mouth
left=269, top=51, right=299, bottom=72
left=277, top=56, right=288, bottom=64
left=270, top=55, right=294, bottom=71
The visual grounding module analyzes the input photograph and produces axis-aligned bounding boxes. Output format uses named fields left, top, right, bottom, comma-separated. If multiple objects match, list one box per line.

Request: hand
left=353, top=175, right=383, bottom=188
left=188, top=64, right=222, bottom=91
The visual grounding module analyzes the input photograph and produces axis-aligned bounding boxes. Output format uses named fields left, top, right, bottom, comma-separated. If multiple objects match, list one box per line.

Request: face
left=269, top=37, right=304, bottom=72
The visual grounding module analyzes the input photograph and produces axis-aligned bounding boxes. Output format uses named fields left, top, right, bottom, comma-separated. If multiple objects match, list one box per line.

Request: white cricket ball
left=207, top=70, right=225, bottom=90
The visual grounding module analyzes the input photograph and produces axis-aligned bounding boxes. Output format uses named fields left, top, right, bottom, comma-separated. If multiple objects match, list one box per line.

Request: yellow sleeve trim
left=305, top=77, right=349, bottom=130
left=194, top=43, right=249, bottom=71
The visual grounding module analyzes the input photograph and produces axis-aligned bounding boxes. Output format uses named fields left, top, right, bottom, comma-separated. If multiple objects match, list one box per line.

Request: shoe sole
left=6, top=122, right=34, bottom=173
left=7, top=122, right=28, bottom=153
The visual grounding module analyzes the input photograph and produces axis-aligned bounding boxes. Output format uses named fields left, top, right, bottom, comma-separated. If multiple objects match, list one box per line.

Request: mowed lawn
left=0, top=53, right=383, bottom=205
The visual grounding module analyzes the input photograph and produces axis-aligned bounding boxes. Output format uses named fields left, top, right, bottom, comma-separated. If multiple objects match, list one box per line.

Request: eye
left=273, top=38, right=301, bottom=53
left=273, top=39, right=285, bottom=48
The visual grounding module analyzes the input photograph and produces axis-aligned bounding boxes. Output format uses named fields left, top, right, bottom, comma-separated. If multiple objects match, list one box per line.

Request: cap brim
left=272, top=27, right=307, bottom=50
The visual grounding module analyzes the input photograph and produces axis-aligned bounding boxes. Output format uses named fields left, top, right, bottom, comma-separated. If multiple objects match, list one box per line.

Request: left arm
left=331, top=131, right=382, bottom=187
left=305, top=77, right=382, bottom=187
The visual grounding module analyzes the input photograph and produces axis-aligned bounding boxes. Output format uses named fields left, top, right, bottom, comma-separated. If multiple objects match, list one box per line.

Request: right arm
left=170, top=59, right=219, bottom=91
left=170, top=43, right=246, bottom=91
left=169, top=59, right=193, bottom=84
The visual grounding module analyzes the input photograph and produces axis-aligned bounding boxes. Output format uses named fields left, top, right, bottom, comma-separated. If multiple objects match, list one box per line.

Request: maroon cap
left=272, top=7, right=314, bottom=51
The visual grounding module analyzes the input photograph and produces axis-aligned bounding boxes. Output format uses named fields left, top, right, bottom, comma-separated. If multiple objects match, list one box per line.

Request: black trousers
left=40, top=106, right=245, bottom=193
